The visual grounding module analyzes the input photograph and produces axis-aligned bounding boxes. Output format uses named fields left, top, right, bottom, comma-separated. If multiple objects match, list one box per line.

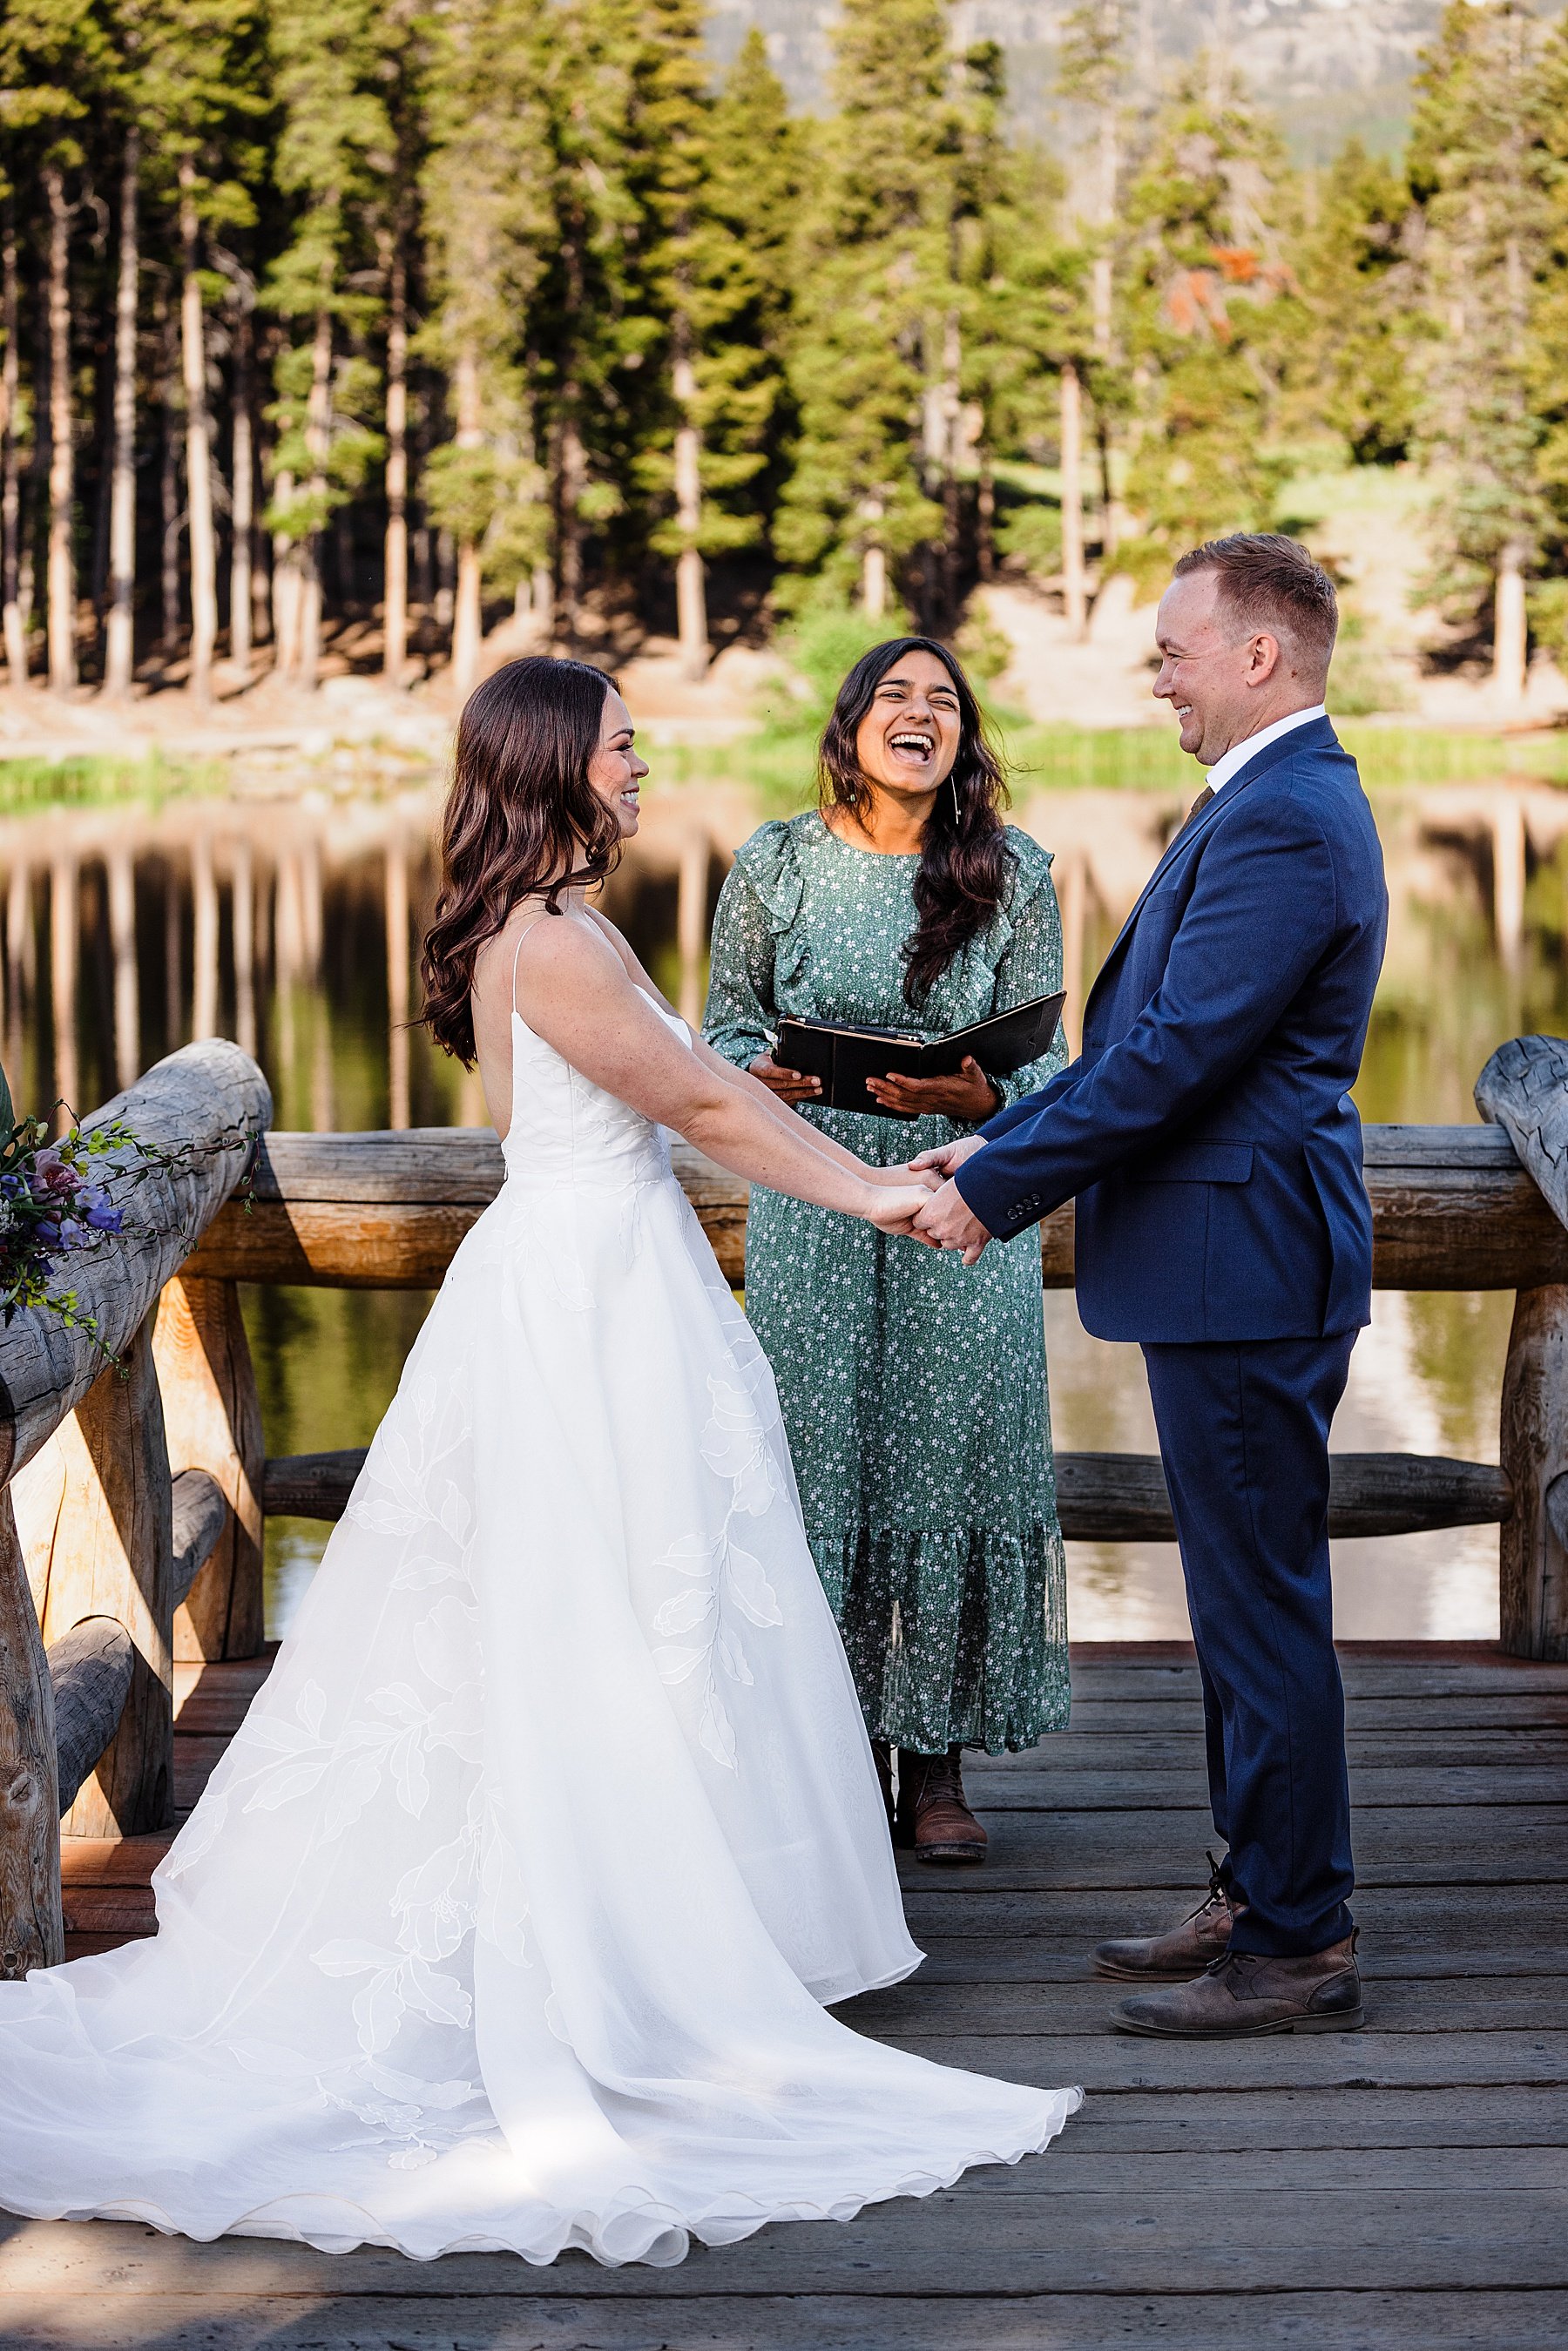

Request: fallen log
left=267, top=1445, right=1511, bottom=1547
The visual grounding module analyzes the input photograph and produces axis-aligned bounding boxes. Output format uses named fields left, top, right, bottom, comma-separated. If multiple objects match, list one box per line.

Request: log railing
left=8, top=1034, right=1568, bottom=1980
left=0, top=1042, right=268, bottom=1976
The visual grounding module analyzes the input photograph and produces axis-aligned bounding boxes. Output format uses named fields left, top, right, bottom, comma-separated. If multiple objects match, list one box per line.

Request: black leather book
left=774, top=990, right=1065, bottom=1121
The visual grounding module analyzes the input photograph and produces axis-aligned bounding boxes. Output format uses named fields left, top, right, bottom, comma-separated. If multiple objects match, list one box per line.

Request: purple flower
left=78, top=1189, right=123, bottom=1233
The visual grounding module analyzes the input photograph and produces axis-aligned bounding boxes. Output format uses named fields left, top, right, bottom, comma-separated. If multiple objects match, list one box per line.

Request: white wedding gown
left=0, top=989, right=1078, bottom=2266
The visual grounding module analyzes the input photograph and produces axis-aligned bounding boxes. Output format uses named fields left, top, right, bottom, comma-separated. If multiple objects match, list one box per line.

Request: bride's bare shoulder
left=510, top=908, right=631, bottom=1003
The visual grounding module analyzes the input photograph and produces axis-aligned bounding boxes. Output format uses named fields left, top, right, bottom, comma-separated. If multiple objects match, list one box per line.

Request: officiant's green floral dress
left=703, top=812, right=1070, bottom=1755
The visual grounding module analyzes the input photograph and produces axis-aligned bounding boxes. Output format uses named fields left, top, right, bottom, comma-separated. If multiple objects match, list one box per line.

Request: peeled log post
left=153, top=1274, right=265, bottom=1660
left=48, top=1618, right=132, bottom=1813
left=0, top=1040, right=271, bottom=1488
left=1477, top=1037, right=1568, bottom=1657
left=25, top=1320, right=175, bottom=1836
left=0, top=1488, right=60, bottom=1974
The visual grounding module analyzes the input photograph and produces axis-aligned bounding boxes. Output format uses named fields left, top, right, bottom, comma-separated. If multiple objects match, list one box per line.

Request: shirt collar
left=1204, top=704, right=1327, bottom=797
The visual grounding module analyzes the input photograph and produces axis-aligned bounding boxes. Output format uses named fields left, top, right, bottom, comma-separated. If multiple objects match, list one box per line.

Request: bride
left=0, top=656, right=1078, bottom=2267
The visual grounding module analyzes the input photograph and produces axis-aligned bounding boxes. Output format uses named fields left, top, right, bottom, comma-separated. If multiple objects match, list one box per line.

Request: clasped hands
left=874, top=1135, right=993, bottom=1267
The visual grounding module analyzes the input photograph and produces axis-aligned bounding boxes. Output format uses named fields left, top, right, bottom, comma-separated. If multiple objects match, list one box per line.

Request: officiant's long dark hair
left=421, top=656, right=622, bottom=1065
left=819, top=636, right=1012, bottom=1008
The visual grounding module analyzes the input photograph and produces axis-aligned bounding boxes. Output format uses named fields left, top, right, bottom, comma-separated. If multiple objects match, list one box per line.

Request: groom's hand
left=912, top=1178, right=993, bottom=1267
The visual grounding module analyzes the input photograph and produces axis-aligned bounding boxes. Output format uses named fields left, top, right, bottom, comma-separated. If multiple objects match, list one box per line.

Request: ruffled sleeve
left=700, top=820, right=806, bottom=1069
left=986, top=829, right=1068, bottom=1111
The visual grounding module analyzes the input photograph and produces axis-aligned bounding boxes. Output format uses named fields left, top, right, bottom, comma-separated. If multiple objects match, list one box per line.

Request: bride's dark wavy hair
left=420, top=655, right=621, bottom=1065
left=818, top=636, right=1011, bottom=1007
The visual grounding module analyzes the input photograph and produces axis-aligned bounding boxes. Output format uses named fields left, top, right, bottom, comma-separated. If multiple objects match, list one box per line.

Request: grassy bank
left=659, top=719, right=1568, bottom=808
left=0, top=750, right=226, bottom=815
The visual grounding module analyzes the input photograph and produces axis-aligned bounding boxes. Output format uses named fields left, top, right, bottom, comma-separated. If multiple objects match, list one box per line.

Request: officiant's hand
left=864, top=1056, right=999, bottom=1122
left=749, top=1053, right=822, bottom=1106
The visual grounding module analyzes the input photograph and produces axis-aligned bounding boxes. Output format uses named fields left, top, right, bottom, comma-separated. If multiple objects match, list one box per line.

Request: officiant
left=704, top=636, right=1069, bottom=1865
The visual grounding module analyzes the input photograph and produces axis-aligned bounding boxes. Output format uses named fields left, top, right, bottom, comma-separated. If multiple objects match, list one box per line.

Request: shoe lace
left=917, top=1751, right=968, bottom=1813
left=1184, top=1848, right=1232, bottom=1926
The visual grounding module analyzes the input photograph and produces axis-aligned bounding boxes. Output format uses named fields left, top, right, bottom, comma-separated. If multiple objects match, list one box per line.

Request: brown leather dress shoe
left=1110, top=1932, right=1363, bottom=2038
left=896, top=1747, right=988, bottom=1865
left=1093, top=1852, right=1240, bottom=1981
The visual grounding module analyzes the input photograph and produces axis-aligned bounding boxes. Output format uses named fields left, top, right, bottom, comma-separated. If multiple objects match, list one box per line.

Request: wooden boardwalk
left=2, top=1639, right=1566, bottom=2348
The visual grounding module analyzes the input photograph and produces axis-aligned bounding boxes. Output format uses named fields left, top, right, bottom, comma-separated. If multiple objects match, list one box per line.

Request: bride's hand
left=865, top=1161, right=943, bottom=1191
left=862, top=1184, right=946, bottom=1235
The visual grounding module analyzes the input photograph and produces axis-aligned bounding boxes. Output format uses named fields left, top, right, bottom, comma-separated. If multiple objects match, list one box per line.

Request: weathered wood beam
left=267, top=1444, right=1510, bottom=1546
left=0, top=1488, right=61, bottom=1975
left=171, top=1467, right=230, bottom=1614
left=1475, top=1040, right=1568, bottom=1660
left=183, top=1124, right=1568, bottom=1295
left=21, top=1321, right=175, bottom=1838
left=47, top=1618, right=133, bottom=1814
left=0, top=1040, right=271, bottom=1486
left=153, top=1276, right=265, bottom=1660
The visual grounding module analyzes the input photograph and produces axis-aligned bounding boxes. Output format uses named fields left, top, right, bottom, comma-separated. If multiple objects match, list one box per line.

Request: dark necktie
left=1183, top=784, right=1215, bottom=830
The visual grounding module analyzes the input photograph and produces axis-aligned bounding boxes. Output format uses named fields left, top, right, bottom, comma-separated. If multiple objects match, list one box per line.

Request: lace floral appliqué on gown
left=0, top=988, right=1078, bottom=2266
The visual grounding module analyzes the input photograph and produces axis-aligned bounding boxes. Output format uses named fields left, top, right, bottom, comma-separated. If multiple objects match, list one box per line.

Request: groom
left=912, top=533, right=1388, bottom=2037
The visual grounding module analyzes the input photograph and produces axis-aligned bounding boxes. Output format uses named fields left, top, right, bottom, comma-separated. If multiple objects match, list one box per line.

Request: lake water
left=6, top=769, right=1561, bottom=1645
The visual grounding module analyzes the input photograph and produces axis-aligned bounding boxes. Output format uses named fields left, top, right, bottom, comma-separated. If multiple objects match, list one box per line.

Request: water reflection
left=6, top=771, right=1565, bottom=1645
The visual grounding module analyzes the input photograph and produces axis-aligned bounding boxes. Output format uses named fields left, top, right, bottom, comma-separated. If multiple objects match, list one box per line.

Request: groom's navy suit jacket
left=956, top=716, right=1388, bottom=1344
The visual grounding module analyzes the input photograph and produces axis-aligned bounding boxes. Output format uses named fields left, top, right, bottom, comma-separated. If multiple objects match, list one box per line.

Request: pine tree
left=1116, top=56, right=1299, bottom=584
left=632, top=18, right=801, bottom=673
left=420, top=0, right=551, bottom=696
left=125, top=0, right=268, bottom=705
left=1292, top=140, right=1419, bottom=465
left=774, top=0, right=952, bottom=618
left=1409, top=0, right=1551, bottom=705
left=1527, top=15, right=1568, bottom=665
left=0, top=0, right=112, bottom=692
left=264, top=0, right=394, bottom=687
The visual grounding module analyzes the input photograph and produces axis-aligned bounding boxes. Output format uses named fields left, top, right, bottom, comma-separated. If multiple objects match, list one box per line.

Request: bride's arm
left=579, top=906, right=927, bottom=1189
left=510, top=918, right=928, bottom=1228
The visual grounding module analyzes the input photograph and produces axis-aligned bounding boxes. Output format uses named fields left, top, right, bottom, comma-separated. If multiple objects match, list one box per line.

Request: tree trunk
left=558, top=226, right=585, bottom=635
left=229, top=305, right=253, bottom=679
left=43, top=165, right=75, bottom=695
left=1097, top=409, right=1118, bottom=562
left=450, top=343, right=483, bottom=704
left=1, top=203, right=25, bottom=687
left=179, top=168, right=216, bottom=708
left=672, top=331, right=708, bottom=682
left=298, top=307, right=333, bottom=692
left=1494, top=542, right=1528, bottom=710
left=382, top=240, right=409, bottom=687
left=1060, top=360, right=1087, bottom=638
left=104, top=132, right=139, bottom=699
left=862, top=498, right=887, bottom=621
left=977, top=446, right=995, bottom=582
left=158, top=296, right=180, bottom=652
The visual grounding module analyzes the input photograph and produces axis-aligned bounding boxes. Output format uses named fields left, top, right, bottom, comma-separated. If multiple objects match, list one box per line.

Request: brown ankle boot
left=1093, top=1851, right=1242, bottom=1982
left=896, top=1746, right=988, bottom=1866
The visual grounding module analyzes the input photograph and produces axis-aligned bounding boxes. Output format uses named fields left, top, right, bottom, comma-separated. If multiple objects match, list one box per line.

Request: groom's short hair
left=1173, top=533, right=1338, bottom=679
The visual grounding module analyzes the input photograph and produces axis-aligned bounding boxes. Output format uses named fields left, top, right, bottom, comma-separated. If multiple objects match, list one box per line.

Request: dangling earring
left=950, top=776, right=961, bottom=825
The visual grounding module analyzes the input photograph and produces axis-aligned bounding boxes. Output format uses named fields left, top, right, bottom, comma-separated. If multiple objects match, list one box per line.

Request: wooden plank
left=5, top=2179, right=1566, bottom=2297
left=46, top=1619, right=132, bottom=1811
left=177, top=1121, right=1568, bottom=1294
left=854, top=2028, right=1568, bottom=2092
left=0, top=2285, right=1561, bottom=2351
left=963, top=1764, right=1568, bottom=1807
left=840, top=1976, right=1567, bottom=2037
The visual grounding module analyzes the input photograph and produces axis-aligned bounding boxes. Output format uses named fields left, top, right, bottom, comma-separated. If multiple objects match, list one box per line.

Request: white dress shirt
left=1204, top=703, right=1327, bottom=798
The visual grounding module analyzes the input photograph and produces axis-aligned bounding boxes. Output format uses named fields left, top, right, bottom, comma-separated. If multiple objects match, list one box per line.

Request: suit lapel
left=1089, top=717, right=1340, bottom=1009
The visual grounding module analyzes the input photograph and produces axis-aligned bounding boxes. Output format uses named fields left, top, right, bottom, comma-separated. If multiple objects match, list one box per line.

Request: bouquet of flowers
left=0, top=1066, right=252, bottom=1358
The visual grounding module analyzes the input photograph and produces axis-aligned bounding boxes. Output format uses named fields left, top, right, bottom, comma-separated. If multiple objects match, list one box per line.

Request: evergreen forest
left=0, top=0, right=1563, bottom=708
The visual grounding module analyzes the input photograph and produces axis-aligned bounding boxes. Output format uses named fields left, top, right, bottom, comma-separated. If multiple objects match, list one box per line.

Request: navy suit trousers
left=1141, top=1332, right=1357, bottom=1957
